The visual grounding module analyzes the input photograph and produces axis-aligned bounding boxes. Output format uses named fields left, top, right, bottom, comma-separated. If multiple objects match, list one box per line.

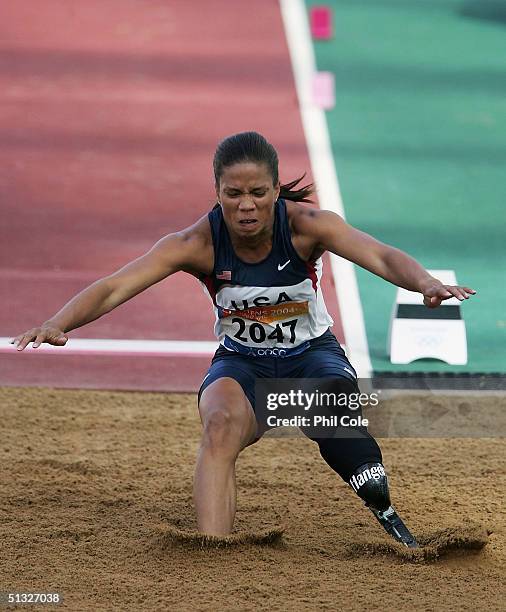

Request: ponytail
left=279, top=174, right=314, bottom=203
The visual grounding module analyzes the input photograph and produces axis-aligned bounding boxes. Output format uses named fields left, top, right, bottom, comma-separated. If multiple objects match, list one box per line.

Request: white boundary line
left=0, top=338, right=218, bottom=358
left=279, top=0, right=372, bottom=377
left=0, top=337, right=346, bottom=358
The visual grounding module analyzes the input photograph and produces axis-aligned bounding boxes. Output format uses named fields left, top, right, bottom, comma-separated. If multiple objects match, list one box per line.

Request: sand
left=1, top=387, right=504, bottom=611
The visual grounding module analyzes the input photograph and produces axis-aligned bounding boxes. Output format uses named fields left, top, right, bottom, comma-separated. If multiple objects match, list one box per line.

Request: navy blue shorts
left=198, top=329, right=358, bottom=410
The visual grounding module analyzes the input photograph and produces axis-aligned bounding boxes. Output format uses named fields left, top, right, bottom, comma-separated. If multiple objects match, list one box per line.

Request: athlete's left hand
left=420, top=280, right=476, bottom=309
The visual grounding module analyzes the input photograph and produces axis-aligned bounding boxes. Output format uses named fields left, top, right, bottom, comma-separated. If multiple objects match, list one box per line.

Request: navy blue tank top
left=200, top=199, right=333, bottom=357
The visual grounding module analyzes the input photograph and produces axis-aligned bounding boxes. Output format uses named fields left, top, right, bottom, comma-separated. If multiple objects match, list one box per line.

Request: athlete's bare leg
left=194, top=378, right=258, bottom=536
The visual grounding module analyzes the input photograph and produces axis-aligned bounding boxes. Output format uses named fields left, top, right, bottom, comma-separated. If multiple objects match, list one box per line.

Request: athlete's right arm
left=11, top=219, right=212, bottom=351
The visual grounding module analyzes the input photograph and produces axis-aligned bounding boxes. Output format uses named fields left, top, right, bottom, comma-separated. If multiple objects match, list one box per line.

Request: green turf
left=306, top=0, right=506, bottom=372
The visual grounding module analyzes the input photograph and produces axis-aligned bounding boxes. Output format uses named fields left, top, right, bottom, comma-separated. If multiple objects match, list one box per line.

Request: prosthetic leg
left=313, top=423, right=419, bottom=548
left=349, top=462, right=419, bottom=548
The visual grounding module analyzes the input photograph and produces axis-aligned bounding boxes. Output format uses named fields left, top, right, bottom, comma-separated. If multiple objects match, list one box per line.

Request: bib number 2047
left=232, top=318, right=296, bottom=344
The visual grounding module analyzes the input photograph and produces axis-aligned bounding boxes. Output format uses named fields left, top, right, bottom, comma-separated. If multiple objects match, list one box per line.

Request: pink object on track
left=312, top=71, right=335, bottom=110
left=310, top=6, right=333, bottom=40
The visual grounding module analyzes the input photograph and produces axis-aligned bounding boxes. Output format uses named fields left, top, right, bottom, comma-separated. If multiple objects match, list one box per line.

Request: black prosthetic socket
left=312, top=437, right=418, bottom=547
left=349, top=462, right=391, bottom=512
left=349, top=462, right=419, bottom=548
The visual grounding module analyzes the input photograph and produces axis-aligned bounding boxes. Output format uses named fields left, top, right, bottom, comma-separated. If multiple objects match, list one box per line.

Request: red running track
left=0, top=0, right=344, bottom=391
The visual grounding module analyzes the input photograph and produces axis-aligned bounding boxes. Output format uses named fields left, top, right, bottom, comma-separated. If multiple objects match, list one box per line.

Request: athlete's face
left=216, top=162, right=280, bottom=238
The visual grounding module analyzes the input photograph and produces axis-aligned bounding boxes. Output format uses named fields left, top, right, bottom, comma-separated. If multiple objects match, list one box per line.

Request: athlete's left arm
left=305, top=209, right=476, bottom=308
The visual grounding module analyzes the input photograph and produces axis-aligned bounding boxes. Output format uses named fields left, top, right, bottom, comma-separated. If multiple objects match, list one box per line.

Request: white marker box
left=388, top=270, right=468, bottom=365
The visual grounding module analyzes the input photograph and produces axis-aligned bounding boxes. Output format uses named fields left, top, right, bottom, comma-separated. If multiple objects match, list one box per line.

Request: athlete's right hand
left=10, top=325, right=68, bottom=351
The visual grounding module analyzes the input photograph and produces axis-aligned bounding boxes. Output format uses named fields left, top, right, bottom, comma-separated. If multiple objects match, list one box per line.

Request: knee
left=201, top=408, right=241, bottom=457
left=349, top=462, right=391, bottom=512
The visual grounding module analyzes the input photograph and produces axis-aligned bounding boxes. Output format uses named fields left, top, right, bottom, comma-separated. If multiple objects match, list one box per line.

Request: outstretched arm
left=11, top=220, right=212, bottom=351
left=295, top=208, right=476, bottom=307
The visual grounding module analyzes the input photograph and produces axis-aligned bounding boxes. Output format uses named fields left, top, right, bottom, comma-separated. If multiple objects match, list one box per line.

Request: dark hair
left=213, top=131, right=314, bottom=203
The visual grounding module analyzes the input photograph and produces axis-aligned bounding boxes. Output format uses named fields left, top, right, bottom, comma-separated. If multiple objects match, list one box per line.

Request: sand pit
left=154, top=525, right=285, bottom=550
left=1, top=387, right=504, bottom=610
left=347, top=522, right=490, bottom=563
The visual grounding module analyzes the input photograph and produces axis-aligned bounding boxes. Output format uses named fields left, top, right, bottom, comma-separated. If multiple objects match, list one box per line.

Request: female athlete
left=11, top=132, right=476, bottom=547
